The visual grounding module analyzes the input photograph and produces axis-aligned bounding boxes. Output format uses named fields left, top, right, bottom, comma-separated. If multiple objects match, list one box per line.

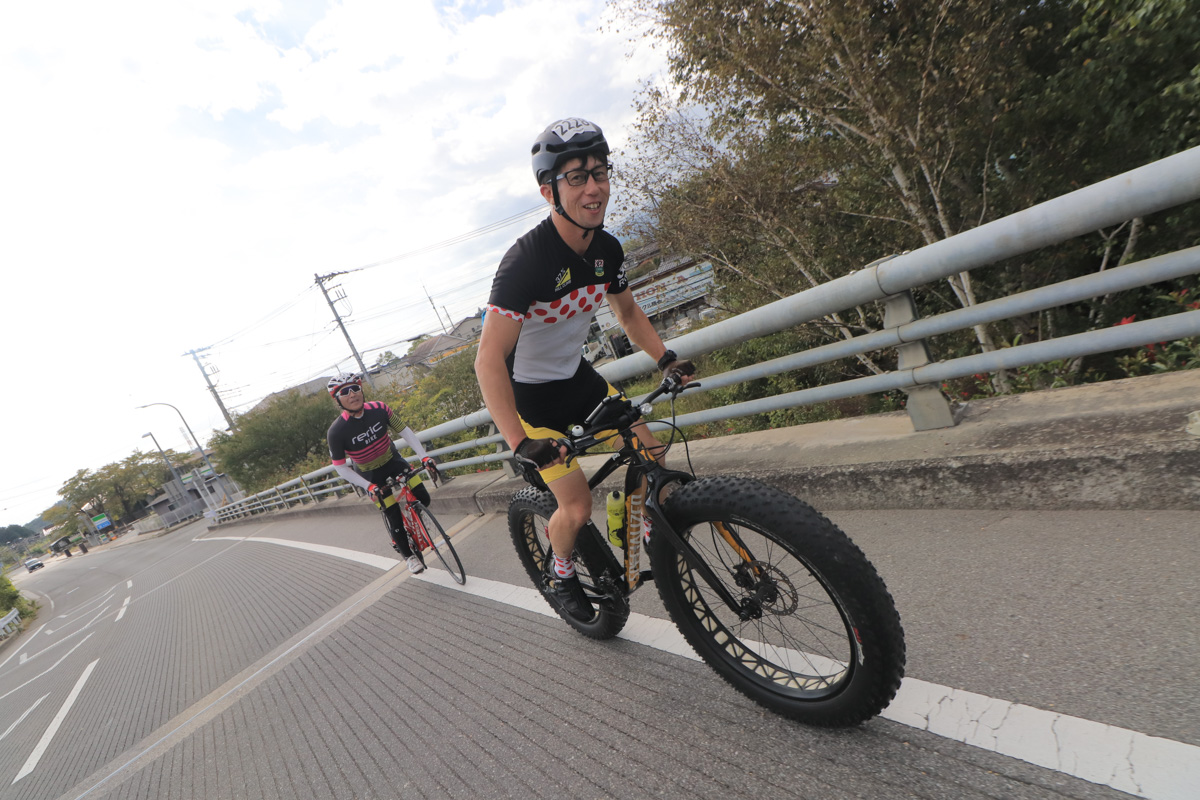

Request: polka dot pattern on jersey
left=526, top=283, right=610, bottom=324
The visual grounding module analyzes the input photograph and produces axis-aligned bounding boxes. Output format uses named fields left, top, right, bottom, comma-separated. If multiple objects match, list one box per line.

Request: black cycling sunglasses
left=337, top=384, right=362, bottom=397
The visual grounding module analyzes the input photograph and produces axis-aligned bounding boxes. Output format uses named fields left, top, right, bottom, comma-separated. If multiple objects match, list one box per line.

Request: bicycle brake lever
left=556, top=437, right=577, bottom=469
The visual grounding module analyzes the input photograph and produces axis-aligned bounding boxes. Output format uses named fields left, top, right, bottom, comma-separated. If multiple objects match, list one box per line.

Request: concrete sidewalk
left=215, top=370, right=1200, bottom=531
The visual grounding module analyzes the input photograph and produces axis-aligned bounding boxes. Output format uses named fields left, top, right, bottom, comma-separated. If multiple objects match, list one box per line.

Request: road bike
left=383, top=467, right=466, bottom=584
left=507, top=375, right=905, bottom=726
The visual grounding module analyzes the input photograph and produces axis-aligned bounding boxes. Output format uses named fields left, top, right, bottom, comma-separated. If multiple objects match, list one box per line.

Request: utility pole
left=184, top=347, right=235, bottom=429
left=315, top=272, right=375, bottom=386
left=425, top=286, right=448, bottom=334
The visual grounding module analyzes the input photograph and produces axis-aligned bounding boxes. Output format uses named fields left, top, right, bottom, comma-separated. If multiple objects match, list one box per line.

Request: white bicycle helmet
left=326, top=373, right=363, bottom=397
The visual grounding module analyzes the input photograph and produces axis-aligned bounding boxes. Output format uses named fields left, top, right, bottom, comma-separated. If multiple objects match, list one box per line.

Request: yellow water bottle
left=606, top=490, right=626, bottom=547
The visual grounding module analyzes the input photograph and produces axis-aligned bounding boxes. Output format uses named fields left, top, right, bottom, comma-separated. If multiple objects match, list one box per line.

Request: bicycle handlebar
left=382, top=461, right=441, bottom=493
left=561, top=375, right=702, bottom=457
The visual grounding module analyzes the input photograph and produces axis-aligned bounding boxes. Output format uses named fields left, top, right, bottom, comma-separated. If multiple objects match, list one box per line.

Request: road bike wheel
left=413, top=505, right=466, bottom=584
left=508, top=486, right=629, bottom=640
left=651, top=476, right=905, bottom=727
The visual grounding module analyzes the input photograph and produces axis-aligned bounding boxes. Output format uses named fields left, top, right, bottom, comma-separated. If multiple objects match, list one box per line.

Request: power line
left=201, top=205, right=547, bottom=415
left=325, top=204, right=546, bottom=279
left=206, top=286, right=316, bottom=349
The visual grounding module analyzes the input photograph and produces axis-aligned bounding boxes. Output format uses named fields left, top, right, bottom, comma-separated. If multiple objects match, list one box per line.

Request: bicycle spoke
left=676, top=519, right=855, bottom=690
left=416, top=506, right=465, bottom=584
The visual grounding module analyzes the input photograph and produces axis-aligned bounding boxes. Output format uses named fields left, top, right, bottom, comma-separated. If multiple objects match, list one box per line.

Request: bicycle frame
left=557, top=385, right=768, bottom=621
left=385, top=478, right=431, bottom=551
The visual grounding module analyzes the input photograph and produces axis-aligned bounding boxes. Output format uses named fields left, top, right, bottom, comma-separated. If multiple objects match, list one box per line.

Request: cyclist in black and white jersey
left=475, top=118, right=694, bottom=620
left=326, top=373, right=438, bottom=574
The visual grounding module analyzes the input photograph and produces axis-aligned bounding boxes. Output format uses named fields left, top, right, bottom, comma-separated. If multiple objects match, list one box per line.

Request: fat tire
left=415, top=505, right=466, bottom=584
left=651, top=476, right=905, bottom=727
left=508, top=486, right=629, bottom=639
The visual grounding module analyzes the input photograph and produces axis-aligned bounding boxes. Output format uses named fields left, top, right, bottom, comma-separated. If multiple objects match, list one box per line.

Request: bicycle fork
left=642, top=494, right=766, bottom=622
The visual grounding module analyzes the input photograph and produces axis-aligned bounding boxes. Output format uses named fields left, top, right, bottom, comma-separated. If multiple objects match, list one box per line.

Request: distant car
left=24, top=558, right=44, bottom=572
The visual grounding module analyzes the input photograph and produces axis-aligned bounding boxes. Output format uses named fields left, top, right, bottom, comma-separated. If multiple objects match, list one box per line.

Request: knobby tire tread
left=508, top=486, right=629, bottom=640
left=652, top=475, right=905, bottom=727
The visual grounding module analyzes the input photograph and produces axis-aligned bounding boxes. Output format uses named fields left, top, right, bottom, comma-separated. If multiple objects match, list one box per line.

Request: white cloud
left=0, top=0, right=670, bottom=525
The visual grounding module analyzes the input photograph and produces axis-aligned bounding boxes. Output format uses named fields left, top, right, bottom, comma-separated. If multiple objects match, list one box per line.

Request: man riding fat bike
left=474, top=117, right=694, bottom=620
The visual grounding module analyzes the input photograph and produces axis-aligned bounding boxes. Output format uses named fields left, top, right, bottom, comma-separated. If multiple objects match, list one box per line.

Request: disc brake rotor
left=735, top=560, right=799, bottom=616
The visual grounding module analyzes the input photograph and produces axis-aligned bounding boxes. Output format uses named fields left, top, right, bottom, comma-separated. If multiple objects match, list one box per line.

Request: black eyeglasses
left=555, top=163, right=613, bottom=187
left=337, top=384, right=362, bottom=397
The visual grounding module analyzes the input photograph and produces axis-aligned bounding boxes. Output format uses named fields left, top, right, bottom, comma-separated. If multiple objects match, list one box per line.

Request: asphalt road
left=0, top=505, right=1195, bottom=800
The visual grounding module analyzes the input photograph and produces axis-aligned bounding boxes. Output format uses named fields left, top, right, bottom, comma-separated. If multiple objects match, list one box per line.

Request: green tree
left=386, top=347, right=492, bottom=467
left=616, top=96, right=894, bottom=376
left=614, top=0, right=1200, bottom=390
left=620, top=0, right=1047, bottom=356
left=374, top=350, right=399, bottom=367
left=209, top=390, right=334, bottom=492
left=1, top=573, right=23, bottom=610
left=0, top=525, right=36, bottom=546
left=1, top=571, right=39, bottom=622
left=54, top=452, right=173, bottom=527
left=41, top=503, right=85, bottom=538
left=393, top=347, right=484, bottom=430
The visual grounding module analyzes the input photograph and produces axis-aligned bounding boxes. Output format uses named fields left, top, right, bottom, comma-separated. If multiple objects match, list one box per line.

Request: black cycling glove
left=664, top=359, right=696, bottom=380
left=657, top=348, right=696, bottom=381
left=514, top=437, right=561, bottom=469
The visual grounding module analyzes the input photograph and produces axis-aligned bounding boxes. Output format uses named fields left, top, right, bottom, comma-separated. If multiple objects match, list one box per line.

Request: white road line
left=884, top=679, right=1199, bottom=800
left=114, top=597, right=131, bottom=622
left=207, top=534, right=1200, bottom=800
left=126, top=580, right=132, bottom=589
left=14, top=659, right=99, bottom=783
left=0, top=624, right=44, bottom=671
left=0, top=694, right=49, bottom=742
left=47, top=604, right=111, bottom=637
left=54, top=589, right=117, bottom=623
left=202, top=536, right=399, bottom=571
left=0, top=633, right=96, bottom=702
left=416, top=569, right=1200, bottom=800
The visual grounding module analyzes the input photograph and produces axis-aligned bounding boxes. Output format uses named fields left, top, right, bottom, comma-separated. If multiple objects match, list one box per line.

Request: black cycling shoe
left=550, top=573, right=594, bottom=622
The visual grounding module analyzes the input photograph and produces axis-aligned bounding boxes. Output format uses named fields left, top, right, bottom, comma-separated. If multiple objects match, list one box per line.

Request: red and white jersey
left=486, top=216, right=627, bottom=383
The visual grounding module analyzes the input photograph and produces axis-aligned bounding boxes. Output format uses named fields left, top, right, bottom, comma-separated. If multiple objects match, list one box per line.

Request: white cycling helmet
left=326, top=373, right=363, bottom=397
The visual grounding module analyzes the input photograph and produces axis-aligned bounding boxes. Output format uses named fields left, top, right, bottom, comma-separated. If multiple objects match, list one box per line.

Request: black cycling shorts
left=512, top=358, right=610, bottom=433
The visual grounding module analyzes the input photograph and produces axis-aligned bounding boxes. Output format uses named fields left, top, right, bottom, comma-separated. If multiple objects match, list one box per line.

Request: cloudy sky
left=0, top=0, right=669, bottom=527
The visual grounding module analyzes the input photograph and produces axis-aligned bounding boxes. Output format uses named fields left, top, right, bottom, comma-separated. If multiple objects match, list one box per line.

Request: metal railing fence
left=213, top=146, right=1200, bottom=524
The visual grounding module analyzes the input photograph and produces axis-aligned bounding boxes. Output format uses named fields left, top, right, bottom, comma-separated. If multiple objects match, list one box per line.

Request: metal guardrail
left=213, top=146, right=1200, bottom=524
left=215, top=467, right=356, bottom=523
left=1, top=607, right=21, bottom=638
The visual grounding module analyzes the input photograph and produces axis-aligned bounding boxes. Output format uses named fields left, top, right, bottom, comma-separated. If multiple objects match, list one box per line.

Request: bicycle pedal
left=639, top=570, right=654, bottom=583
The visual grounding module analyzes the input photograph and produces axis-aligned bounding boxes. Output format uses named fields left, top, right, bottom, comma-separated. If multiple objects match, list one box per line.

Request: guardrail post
left=299, top=475, right=316, bottom=504
left=490, top=424, right=517, bottom=478
left=883, top=290, right=955, bottom=431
